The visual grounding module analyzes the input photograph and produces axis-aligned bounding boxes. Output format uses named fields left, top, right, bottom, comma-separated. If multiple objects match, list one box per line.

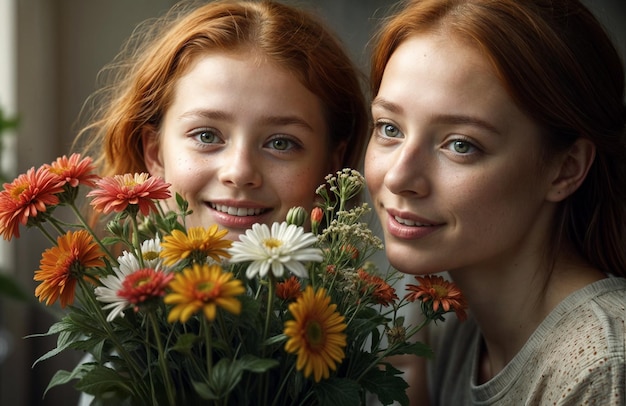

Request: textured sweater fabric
left=428, top=277, right=626, bottom=405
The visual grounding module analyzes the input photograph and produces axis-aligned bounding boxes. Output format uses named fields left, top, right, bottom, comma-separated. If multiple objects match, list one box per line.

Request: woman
left=366, top=0, right=626, bottom=404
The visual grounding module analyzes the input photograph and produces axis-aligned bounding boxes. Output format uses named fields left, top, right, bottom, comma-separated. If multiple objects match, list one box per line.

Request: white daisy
left=94, top=251, right=142, bottom=322
left=228, top=222, right=323, bottom=279
left=140, top=235, right=163, bottom=269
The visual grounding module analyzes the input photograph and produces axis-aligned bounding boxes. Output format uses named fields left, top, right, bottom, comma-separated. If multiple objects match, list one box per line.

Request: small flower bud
left=310, top=207, right=323, bottom=234
left=286, top=206, right=307, bottom=226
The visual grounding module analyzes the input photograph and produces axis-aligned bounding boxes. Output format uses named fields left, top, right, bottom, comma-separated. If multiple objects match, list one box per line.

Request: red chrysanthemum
left=0, top=166, right=64, bottom=240
left=357, top=269, right=398, bottom=307
left=87, top=173, right=171, bottom=215
left=405, top=275, right=468, bottom=321
left=117, top=268, right=174, bottom=311
left=276, top=276, right=302, bottom=301
left=45, top=153, right=99, bottom=188
left=34, top=229, right=105, bottom=308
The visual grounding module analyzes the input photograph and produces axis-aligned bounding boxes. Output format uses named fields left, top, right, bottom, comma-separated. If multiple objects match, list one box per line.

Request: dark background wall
left=0, top=1, right=623, bottom=405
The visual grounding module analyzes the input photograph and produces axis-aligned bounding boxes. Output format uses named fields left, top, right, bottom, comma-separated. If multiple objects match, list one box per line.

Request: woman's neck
left=449, top=249, right=605, bottom=382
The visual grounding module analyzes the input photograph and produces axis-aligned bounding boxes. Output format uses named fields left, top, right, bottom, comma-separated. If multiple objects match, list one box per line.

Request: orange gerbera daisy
left=34, top=229, right=105, bottom=308
left=45, top=153, right=99, bottom=188
left=160, top=225, right=232, bottom=266
left=357, top=269, right=398, bottom=307
left=276, top=276, right=302, bottom=301
left=0, top=166, right=64, bottom=240
left=405, top=275, right=468, bottom=321
left=284, top=286, right=347, bottom=382
left=164, top=263, right=245, bottom=323
left=87, top=173, right=171, bottom=215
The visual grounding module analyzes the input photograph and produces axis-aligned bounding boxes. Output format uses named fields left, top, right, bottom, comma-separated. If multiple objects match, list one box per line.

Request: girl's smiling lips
left=385, top=208, right=443, bottom=239
left=209, top=202, right=268, bottom=216
left=206, top=200, right=273, bottom=229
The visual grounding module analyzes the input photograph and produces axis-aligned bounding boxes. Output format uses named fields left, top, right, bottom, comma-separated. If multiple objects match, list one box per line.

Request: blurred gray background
left=0, top=1, right=623, bottom=405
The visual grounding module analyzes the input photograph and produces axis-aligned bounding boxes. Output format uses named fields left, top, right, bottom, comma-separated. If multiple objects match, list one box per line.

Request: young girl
left=75, top=0, right=368, bottom=240
left=365, top=0, right=626, bottom=404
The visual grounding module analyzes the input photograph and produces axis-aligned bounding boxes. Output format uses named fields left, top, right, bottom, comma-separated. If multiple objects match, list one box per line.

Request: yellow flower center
left=432, top=285, right=449, bottom=298
left=10, top=183, right=28, bottom=199
left=263, top=238, right=282, bottom=249
left=197, top=281, right=217, bottom=301
left=143, top=251, right=159, bottom=261
left=305, top=319, right=324, bottom=348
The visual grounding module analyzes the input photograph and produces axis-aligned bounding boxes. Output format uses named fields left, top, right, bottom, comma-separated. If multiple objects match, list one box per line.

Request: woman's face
left=365, top=34, right=559, bottom=275
left=145, top=51, right=340, bottom=241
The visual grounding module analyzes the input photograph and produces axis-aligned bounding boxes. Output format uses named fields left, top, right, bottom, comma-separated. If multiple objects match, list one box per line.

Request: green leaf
left=0, top=272, right=30, bottom=301
left=361, top=363, right=410, bottom=406
left=43, top=362, right=92, bottom=397
left=237, top=354, right=279, bottom=373
left=386, top=340, right=433, bottom=359
left=170, top=333, right=200, bottom=354
left=314, top=377, right=361, bottom=406
left=74, top=364, right=136, bottom=398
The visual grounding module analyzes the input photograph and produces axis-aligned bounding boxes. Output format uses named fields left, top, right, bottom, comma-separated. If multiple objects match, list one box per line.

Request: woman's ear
left=142, top=127, right=164, bottom=178
left=546, top=138, right=595, bottom=202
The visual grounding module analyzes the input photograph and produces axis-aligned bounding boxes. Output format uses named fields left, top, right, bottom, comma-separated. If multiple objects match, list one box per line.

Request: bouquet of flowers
left=0, top=154, right=467, bottom=406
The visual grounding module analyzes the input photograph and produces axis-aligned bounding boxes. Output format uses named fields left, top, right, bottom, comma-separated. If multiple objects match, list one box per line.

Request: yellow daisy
left=284, top=286, right=347, bottom=382
left=164, top=263, right=245, bottom=323
left=160, top=225, right=232, bottom=266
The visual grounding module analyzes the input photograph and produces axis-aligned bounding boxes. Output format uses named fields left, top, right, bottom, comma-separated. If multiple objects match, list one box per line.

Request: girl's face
left=365, top=34, right=560, bottom=275
left=145, top=51, right=341, bottom=241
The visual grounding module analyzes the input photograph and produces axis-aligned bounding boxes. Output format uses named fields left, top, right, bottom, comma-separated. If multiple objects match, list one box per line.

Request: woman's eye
left=447, top=139, right=477, bottom=154
left=195, top=129, right=221, bottom=144
left=376, top=122, right=403, bottom=138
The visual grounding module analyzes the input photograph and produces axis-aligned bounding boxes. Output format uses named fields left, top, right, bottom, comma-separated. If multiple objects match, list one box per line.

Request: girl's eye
left=194, top=129, right=221, bottom=144
left=266, top=137, right=298, bottom=151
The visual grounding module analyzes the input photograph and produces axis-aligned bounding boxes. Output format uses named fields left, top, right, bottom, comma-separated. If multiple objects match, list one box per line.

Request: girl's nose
left=216, top=141, right=263, bottom=188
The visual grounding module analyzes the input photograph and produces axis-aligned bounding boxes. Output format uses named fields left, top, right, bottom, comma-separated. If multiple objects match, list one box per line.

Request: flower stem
left=68, top=202, right=117, bottom=265
left=148, top=311, right=176, bottom=406
left=77, top=278, right=150, bottom=403
left=130, top=214, right=145, bottom=268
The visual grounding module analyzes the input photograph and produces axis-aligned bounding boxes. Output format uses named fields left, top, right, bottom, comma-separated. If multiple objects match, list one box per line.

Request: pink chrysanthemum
left=0, top=166, right=64, bottom=240
left=45, top=153, right=99, bottom=188
left=117, top=268, right=174, bottom=312
left=87, top=173, right=171, bottom=215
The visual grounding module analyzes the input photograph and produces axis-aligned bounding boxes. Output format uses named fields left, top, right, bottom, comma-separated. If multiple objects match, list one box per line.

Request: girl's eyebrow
left=179, top=109, right=314, bottom=131
left=372, top=97, right=500, bottom=135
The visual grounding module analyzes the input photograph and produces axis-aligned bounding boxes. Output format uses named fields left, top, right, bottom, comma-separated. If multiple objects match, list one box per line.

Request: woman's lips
left=385, top=211, right=442, bottom=240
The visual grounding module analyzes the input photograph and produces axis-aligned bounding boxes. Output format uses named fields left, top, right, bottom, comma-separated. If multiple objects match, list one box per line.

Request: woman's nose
left=384, top=144, right=431, bottom=198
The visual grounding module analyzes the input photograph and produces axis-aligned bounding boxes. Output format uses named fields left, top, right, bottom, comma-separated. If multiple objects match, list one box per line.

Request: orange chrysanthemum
left=45, top=153, right=99, bottom=188
left=284, top=286, right=347, bottom=382
left=117, top=268, right=174, bottom=312
left=164, top=263, right=245, bottom=323
left=34, top=229, right=105, bottom=308
left=405, top=275, right=468, bottom=321
left=0, top=166, right=64, bottom=240
left=87, top=173, right=171, bottom=215
left=160, top=225, right=232, bottom=266
left=357, top=269, right=398, bottom=307
left=276, top=276, right=302, bottom=301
